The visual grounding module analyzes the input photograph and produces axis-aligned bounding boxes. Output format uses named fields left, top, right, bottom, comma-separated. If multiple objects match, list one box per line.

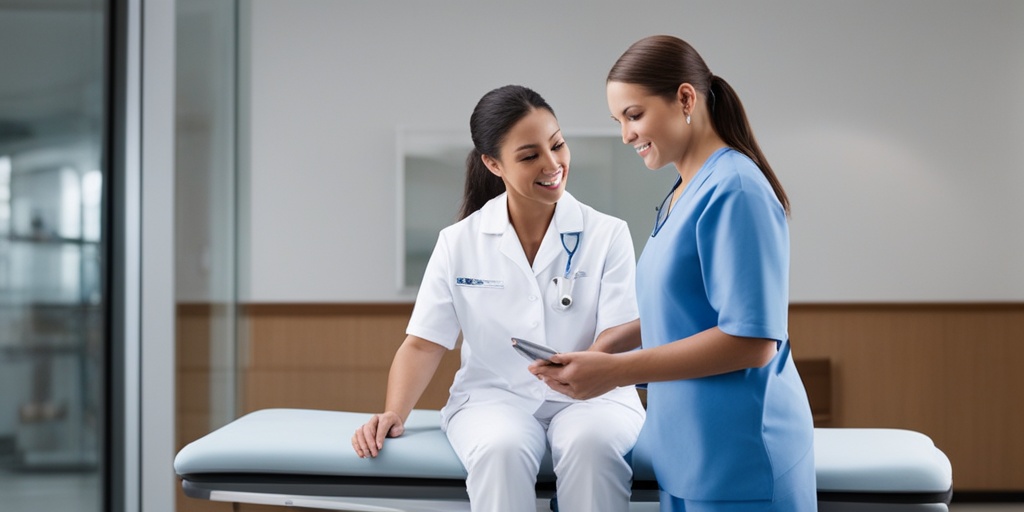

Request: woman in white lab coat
left=351, top=85, right=645, bottom=512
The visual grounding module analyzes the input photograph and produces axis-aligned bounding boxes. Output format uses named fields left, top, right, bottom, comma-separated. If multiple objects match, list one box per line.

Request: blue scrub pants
left=658, top=448, right=817, bottom=512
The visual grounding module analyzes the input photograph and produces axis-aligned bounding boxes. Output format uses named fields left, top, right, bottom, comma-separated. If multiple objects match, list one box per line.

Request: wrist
left=381, top=408, right=408, bottom=424
left=611, top=350, right=642, bottom=388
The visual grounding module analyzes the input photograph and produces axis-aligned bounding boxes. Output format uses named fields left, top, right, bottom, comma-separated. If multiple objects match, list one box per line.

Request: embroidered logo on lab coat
left=455, top=277, right=504, bottom=289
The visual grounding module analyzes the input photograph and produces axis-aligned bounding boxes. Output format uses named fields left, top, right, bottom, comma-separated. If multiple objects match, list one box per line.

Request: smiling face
left=482, top=107, right=570, bottom=212
left=607, top=81, right=689, bottom=171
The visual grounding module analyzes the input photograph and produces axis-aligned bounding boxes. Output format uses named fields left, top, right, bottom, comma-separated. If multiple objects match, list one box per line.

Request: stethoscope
left=552, top=232, right=583, bottom=309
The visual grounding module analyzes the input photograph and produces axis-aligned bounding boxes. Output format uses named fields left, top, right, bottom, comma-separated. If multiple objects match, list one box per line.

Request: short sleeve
left=696, top=180, right=789, bottom=343
left=595, top=221, right=641, bottom=335
left=406, top=232, right=461, bottom=349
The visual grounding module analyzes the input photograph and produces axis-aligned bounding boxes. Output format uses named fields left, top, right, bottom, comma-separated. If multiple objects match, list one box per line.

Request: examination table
left=175, top=408, right=953, bottom=512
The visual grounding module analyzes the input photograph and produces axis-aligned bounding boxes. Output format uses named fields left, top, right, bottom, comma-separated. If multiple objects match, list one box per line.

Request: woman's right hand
left=351, top=411, right=405, bottom=458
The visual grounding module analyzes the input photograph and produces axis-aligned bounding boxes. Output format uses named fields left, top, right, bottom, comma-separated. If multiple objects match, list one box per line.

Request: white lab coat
left=407, top=191, right=645, bottom=511
left=407, top=191, right=644, bottom=426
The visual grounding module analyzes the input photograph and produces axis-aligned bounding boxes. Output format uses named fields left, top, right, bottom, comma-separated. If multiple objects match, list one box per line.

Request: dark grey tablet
left=511, top=337, right=561, bottom=365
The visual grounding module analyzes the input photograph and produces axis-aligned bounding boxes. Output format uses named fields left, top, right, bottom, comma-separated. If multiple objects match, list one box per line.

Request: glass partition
left=174, top=0, right=240, bottom=478
left=0, top=1, right=108, bottom=510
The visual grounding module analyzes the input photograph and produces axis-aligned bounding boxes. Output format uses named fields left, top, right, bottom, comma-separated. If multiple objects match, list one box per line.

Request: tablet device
left=511, top=337, right=562, bottom=365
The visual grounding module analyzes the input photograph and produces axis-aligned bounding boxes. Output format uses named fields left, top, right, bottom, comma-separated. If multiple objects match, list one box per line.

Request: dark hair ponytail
left=458, top=85, right=556, bottom=220
left=707, top=75, right=789, bottom=213
left=460, top=148, right=506, bottom=220
left=608, top=35, right=789, bottom=214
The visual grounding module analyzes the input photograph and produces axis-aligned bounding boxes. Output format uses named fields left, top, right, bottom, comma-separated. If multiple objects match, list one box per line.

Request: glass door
left=174, top=2, right=241, bottom=509
left=0, top=1, right=108, bottom=510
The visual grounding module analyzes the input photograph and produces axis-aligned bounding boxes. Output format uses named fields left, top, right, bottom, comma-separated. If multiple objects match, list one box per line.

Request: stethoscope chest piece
left=552, top=231, right=583, bottom=311
left=553, top=275, right=575, bottom=308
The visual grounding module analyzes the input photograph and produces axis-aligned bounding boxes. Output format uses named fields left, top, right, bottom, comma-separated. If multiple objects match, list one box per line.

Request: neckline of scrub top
left=479, top=191, right=585, bottom=235
left=651, top=146, right=732, bottom=238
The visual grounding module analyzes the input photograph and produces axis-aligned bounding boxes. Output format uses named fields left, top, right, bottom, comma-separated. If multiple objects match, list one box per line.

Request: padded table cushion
left=177, top=409, right=467, bottom=480
left=175, top=408, right=952, bottom=499
left=813, top=428, right=952, bottom=493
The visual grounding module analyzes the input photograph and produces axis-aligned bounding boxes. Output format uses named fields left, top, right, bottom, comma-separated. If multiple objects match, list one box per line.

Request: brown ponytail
left=459, top=148, right=505, bottom=220
left=608, top=35, right=789, bottom=214
left=707, top=75, right=789, bottom=213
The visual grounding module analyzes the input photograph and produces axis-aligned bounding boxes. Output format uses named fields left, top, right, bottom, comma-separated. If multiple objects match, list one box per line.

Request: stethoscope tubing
left=560, top=232, right=581, bottom=279
left=555, top=232, right=582, bottom=309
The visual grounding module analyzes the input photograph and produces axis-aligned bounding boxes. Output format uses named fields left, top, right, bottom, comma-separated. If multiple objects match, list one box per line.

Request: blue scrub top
left=634, top=147, right=814, bottom=501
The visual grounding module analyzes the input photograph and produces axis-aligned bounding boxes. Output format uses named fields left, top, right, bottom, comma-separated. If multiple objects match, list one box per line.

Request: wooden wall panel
left=240, top=304, right=459, bottom=414
left=789, top=304, right=1024, bottom=491
left=176, top=488, right=232, bottom=512
left=176, top=303, right=240, bottom=446
left=176, top=305, right=230, bottom=512
left=176, top=304, right=213, bottom=452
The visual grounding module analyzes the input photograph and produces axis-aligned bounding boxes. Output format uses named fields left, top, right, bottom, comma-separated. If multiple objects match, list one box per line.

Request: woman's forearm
left=614, top=327, right=778, bottom=386
left=383, top=335, right=447, bottom=422
left=590, top=319, right=642, bottom=354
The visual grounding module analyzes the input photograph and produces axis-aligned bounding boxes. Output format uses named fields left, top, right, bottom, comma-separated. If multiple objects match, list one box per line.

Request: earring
left=686, top=113, right=691, bottom=125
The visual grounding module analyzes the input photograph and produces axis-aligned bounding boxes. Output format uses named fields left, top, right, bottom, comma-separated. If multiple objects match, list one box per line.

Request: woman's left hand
left=529, top=351, right=621, bottom=400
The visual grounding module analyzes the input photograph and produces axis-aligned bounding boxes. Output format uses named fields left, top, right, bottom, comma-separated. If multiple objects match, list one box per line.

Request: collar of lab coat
left=480, top=192, right=585, bottom=276
left=479, top=191, right=585, bottom=235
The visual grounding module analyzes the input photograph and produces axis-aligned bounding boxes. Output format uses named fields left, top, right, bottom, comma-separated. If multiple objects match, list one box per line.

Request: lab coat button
left=528, top=295, right=537, bottom=301
left=530, top=321, right=538, bottom=328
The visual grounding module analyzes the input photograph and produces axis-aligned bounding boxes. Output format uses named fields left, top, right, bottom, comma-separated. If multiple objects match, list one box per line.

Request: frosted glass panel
left=175, top=0, right=241, bottom=437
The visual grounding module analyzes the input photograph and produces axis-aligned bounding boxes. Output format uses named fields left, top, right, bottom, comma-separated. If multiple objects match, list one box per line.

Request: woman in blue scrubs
left=532, top=35, right=817, bottom=511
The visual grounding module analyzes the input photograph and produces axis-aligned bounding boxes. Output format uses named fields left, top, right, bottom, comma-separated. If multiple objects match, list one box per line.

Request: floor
left=950, top=507, right=1024, bottom=512
left=0, top=467, right=101, bottom=511
left=618, top=504, right=1024, bottom=512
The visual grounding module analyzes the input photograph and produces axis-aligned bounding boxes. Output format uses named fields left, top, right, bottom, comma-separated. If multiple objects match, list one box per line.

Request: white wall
left=244, top=0, right=1024, bottom=303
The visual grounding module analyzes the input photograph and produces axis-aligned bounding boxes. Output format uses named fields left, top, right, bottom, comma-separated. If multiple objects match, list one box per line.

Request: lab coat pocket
left=548, top=272, right=592, bottom=313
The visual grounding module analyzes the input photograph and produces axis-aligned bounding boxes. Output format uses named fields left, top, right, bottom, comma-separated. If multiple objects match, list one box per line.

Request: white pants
left=446, top=400, right=644, bottom=512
